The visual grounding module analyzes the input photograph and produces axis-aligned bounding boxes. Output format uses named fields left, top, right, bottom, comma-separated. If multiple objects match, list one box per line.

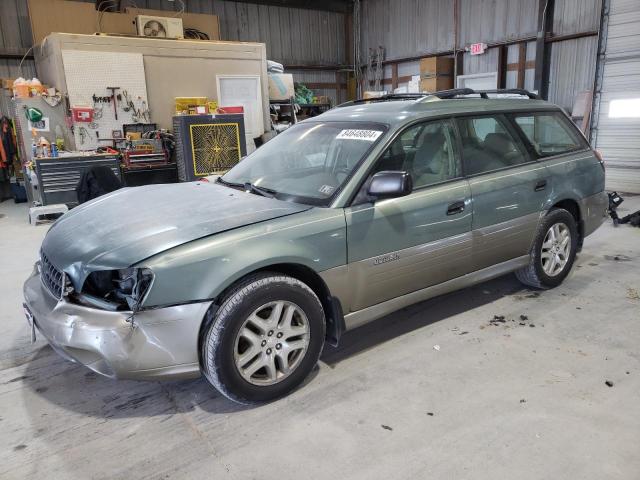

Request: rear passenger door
left=456, top=114, right=548, bottom=271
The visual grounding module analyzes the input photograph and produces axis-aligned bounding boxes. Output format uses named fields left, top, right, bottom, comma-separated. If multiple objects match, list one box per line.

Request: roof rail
left=337, top=88, right=540, bottom=108
left=337, top=93, right=428, bottom=107
left=427, top=88, right=540, bottom=100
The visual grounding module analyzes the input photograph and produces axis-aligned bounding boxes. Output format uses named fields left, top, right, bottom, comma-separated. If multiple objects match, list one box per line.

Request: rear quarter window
left=511, top=112, right=587, bottom=157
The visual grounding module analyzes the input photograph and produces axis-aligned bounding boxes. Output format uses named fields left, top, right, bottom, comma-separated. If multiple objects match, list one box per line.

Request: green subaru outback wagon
left=24, top=89, right=608, bottom=404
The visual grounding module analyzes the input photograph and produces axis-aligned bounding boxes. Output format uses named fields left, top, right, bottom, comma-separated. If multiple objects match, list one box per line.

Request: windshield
left=220, top=122, right=387, bottom=205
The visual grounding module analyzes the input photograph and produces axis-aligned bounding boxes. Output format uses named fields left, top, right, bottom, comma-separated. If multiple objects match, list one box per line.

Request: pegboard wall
left=61, top=50, right=150, bottom=150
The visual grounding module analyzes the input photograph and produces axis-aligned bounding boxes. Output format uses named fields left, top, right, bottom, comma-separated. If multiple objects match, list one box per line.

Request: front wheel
left=515, top=208, right=579, bottom=289
left=201, top=273, right=325, bottom=404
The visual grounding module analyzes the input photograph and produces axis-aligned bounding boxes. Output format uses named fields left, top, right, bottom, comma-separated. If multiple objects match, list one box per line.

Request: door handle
left=534, top=180, right=547, bottom=192
left=446, top=200, right=466, bottom=216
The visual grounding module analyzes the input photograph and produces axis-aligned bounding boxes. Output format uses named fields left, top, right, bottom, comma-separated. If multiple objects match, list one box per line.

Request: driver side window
left=371, top=119, right=461, bottom=189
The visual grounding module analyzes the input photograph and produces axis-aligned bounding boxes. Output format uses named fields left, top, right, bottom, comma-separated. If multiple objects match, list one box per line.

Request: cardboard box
left=28, top=0, right=97, bottom=44
left=419, top=56, right=454, bottom=93
left=1, top=78, right=16, bottom=90
left=268, top=74, right=295, bottom=101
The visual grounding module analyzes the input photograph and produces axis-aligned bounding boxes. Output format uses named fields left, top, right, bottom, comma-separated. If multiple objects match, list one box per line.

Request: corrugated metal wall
left=0, top=0, right=347, bottom=65
left=548, top=36, right=599, bottom=111
left=553, top=0, right=602, bottom=34
left=458, top=0, right=537, bottom=45
left=0, top=0, right=347, bottom=108
left=359, top=0, right=602, bottom=112
left=548, top=0, right=602, bottom=111
left=360, top=0, right=454, bottom=61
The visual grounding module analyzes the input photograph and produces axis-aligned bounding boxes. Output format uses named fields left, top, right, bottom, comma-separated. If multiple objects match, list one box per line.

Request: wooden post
left=517, top=42, right=527, bottom=89
left=391, top=63, right=398, bottom=90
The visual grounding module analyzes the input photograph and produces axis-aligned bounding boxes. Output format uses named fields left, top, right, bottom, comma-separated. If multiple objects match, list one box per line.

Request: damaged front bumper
left=23, top=271, right=212, bottom=380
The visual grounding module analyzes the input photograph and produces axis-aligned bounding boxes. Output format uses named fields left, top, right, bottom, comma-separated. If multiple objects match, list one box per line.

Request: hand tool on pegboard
left=107, top=86, right=121, bottom=120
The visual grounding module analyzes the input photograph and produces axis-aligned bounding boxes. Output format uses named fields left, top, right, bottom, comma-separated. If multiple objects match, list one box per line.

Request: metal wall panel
left=360, top=0, right=454, bottom=61
left=548, top=36, right=598, bottom=111
left=553, top=0, right=602, bottom=35
left=593, top=0, right=640, bottom=193
left=0, top=0, right=346, bottom=116
left=0, top=0, right=346, bottom=65
left=458, top=0, right=537, bottom=46
left=127, top=0, right=347, bottom=66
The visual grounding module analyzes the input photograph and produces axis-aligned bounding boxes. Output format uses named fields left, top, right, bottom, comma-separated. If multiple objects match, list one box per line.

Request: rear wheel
left=201, top=273, right=325, bottom=404
left=515, top=208, right=578, bottom=289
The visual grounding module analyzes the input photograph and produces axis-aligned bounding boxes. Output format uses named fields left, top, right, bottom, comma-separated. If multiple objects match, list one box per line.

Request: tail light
left=594, top=149, right=605, bottom=171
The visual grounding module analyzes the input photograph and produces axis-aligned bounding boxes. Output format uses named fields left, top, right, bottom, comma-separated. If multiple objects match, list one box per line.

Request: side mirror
left=367, top=171, right=413, bottom=200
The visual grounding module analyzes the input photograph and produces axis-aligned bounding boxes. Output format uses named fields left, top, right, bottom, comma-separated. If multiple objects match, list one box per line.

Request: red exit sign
left=470, top=43, right=487, bottom=55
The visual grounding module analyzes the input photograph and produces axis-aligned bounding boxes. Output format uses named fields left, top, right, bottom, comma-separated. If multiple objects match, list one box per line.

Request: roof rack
left=436, top=88, right=541, bottom=100
left=337, top=93, right=428, bottom=107
left=338, top=88, right=540, bottom=107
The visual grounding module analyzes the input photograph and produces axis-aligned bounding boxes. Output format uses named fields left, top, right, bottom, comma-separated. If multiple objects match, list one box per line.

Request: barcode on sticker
left=336, top=129, right=383, bottom=141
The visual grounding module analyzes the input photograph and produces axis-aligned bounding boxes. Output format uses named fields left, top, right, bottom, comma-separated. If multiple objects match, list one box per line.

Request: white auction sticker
left=336, top=129, right=383, bottom=141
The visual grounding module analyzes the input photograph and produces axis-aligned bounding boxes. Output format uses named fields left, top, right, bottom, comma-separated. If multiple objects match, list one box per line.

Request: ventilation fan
left=135, top=15, right=184, bottom=40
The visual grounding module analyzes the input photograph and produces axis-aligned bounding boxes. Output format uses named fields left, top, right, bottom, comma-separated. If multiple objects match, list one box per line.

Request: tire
left=515, top=208, right=579, bottom=289
left=201, top=272, right=325, bottom=404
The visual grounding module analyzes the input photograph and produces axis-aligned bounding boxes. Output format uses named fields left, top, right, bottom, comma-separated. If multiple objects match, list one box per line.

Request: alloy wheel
left=541, top=222, right=571, bottom=277
left=233, top=300, right=310, bottom=386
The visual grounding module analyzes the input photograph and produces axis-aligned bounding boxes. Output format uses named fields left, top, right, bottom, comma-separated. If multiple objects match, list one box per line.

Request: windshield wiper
left=244, top=182, right=276, bottom=198
left=216, top=177, right=276, bottom=198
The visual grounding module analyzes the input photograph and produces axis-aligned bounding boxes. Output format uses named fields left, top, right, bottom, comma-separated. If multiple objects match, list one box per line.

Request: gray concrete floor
left=1, top=197, right=639, bottom=480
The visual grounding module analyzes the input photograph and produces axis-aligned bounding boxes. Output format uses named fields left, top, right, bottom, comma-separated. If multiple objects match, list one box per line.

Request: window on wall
left=372, top=120, right=461, bottom=189
left=609, top=98, right=640, bottom=118
left=512, top=113, right=584, bottom=156
left=456, top=115, right=529, bottom=175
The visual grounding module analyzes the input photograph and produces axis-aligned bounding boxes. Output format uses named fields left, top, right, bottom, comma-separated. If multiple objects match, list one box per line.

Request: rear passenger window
left=456, top=115, right=529, bottom=175
left=512, top=113, right=584, bottom=157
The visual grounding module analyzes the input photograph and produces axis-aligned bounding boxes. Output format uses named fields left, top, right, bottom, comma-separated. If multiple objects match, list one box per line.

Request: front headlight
left=80, top=268, right=154, bottom=311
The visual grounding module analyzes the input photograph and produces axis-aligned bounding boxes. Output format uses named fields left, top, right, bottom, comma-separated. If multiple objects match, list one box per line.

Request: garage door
left=593, top=0, right=640, bottom=193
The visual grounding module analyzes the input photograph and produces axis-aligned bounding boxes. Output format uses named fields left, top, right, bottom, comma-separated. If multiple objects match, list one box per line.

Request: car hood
left=42, top=182, right=311, bottom=287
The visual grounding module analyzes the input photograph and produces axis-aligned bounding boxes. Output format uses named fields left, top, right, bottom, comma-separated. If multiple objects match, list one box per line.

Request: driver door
left=344, top=119, right=473, bottom=312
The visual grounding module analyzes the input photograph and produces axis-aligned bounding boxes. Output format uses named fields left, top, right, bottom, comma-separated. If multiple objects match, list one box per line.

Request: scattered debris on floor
left=13, top=444, right=27, bottom=451
left=433, top=345, right=440, bottom=351
left=426, top=412, right=434, bottom=416
left=520, top=398, right=527, bottom=404
left=487, top=314, right=536, bottom=329
left=605, top=254, right=631, bottom=262
left=514, top=291, right=541, bottom=301
left=458, top=331, right=469, bottom=335
left=627, top=288, right=639, bottom=300
left=381, top=424, right=393, bottom=431
left=605, top=380, right=614, bottom=388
